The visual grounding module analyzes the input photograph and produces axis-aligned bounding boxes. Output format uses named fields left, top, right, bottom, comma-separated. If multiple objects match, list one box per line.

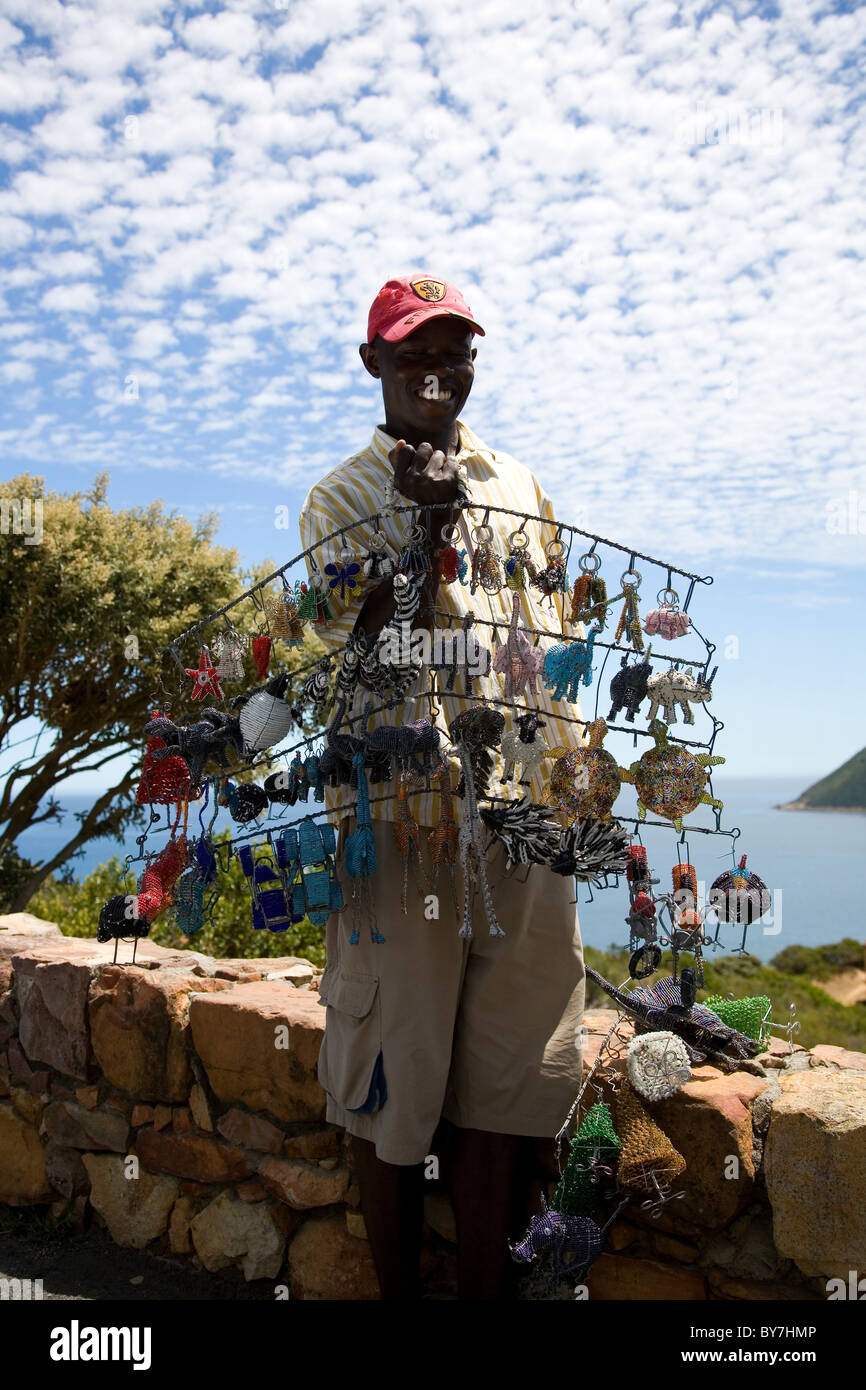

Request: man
left=299, top=275, right=588, bottom=1300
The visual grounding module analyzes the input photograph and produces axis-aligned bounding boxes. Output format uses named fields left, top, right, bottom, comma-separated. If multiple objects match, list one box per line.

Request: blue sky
left=2, top=0, right=865, bottom=787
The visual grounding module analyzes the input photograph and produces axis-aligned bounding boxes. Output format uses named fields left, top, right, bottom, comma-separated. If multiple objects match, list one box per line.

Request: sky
left=1, top=0, right=865, bottom=788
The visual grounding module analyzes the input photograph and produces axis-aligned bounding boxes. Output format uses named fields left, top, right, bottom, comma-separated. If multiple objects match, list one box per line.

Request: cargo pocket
left=318, top=971, right=387, bottom=1115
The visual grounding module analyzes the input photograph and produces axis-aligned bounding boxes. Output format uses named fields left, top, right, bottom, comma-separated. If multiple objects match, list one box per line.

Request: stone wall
left=1, top=921, right=865, bottom=1300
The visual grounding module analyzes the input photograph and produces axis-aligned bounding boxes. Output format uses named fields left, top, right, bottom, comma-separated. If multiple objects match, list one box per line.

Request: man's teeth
left=415, top=387, right=454, bottom=401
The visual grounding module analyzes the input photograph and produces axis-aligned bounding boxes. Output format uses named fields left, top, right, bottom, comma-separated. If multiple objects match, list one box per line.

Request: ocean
left=12, top=778, right=865, bottom=964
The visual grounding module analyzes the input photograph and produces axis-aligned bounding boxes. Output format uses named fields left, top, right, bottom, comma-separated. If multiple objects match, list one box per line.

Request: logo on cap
left=410, top=278, right=446, bottom=302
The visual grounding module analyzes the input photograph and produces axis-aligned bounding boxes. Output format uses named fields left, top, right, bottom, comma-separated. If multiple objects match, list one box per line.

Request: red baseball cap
left=366, top=275, right=485, bottom=345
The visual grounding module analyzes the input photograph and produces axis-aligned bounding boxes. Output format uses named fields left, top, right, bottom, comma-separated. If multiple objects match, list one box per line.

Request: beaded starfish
left=428, top=763, right=459, bottom=916
left=492, top=593, right=544, bottom=701
left=392, top=771, right=430, bottom=915
left=186, top=646, right=223, bottom=702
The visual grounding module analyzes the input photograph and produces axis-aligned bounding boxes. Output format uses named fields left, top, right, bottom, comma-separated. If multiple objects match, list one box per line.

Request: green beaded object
left=703, top=994, right=770, bottom=1044
left=553, top=1101, right=621, bottom=1218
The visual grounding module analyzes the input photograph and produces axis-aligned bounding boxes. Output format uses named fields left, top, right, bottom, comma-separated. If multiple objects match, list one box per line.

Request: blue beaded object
left=542, top=625, right=601, bottom=702
left=343, top=753, right=383, bottom=944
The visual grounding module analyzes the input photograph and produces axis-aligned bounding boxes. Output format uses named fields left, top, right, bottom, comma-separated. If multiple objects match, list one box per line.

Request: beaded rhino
left=645, top=665, right=717, bottom=726
left=608, top=650, right=654, bottom=723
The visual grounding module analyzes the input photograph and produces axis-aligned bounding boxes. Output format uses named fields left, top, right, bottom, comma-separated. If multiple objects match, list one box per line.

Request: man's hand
left=390, top=439, right=461, bottom=508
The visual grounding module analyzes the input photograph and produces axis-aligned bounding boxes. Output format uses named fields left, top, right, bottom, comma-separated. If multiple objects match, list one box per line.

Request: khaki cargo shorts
left=317, top=819, right=586, bottom=1166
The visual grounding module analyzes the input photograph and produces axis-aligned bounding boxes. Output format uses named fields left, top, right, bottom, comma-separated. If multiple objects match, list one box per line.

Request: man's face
left=359, top=317, right=477, bottom=435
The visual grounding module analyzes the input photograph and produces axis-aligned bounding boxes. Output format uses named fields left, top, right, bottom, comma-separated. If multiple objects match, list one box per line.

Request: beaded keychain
left=643, top=586, right=691, bottom=640
left=428, top=762, right=459, bottom=916
left=504, top=529, right=538, bottom=592
left=435, top=523, right=468, bottom=585
left=343, top=751, right=384, bottom=944
left=645, top=665, right=716, bottom=727
left=614, top=570, right=644, bottom=652
left=469, top=524, right=501, bottom=596
left=265, top=581, right=306, bottom=644
left=668, top=859, right=705, bottom=985
left=607, top=649, right=654, bottom=724
left=212, top=622, right=248, bottom=684
left=251, top=634, right=271, bottom=681
left=296, top=560, right=333, bottom=624
left=362, top=528, right=397, bottom=581
left=398, top=523, right=431, bottom=577
left=296, top=656, right=333, bottom=717
left=533, top=537, right=569, bottom=606
left=569, top=551, right=608, bottom=630
left=325, top=543, right=362, bottom=602
left=185, top=646, right=224, bottom=702
left=392, top=770, right=430, bottom=915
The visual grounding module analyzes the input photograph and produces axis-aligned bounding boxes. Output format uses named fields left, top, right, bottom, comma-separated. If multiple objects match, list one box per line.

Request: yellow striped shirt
left=298, top=420, right=589, bottom=827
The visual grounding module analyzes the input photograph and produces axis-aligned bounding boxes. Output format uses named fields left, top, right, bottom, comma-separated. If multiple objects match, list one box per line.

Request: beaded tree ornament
left=362, top=528, right=397, bottom=581
left=212, top=624, right=248, bottom=684
left=393, top=771, right=430, bottom=915
left=608, top=650, right=654, bottom=724
left=469, top=523, right=501, bottom=596
left=533, top=537, right=569, bottom=606
left=185, top=645, right=224, bottom=702
left=434, top=522, right=467, bottom=585
left=553, top=1102, right=621, bottom=1219
left=503, top=529, right=538, bottom=592
left=251, top=634, right=272, bottom=681
left=622, top=719, right=725, bottom=833
left=569, top=550, right=608, bottom=630
left=614, top=1078, right=686, bottom=1194
left=297, top=569, right=333, bottom=624
left=614, top=570, right=644, bottom=652
left=500, top=711, right=550, bottom=787
left=542, top=623, right=601, bottom=702
left=626, top=1031, right=692, bottom=1102
left=325, top=543, right=362, bottom=602
left=547, top=717, right=622, bottom=824
left=265, top=582, right=305, bottom=645
left=493, top=593, right=544, bottom=701
left=428, top=762, right=459, bottom=917
left=343, top=752, right=385, bottom=945
left=708, top=854, right=771, bottom=925
left=643, top=587, right=691, bottom=640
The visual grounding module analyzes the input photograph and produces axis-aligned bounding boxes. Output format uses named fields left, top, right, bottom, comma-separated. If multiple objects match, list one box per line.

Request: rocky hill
left=779, top=745, right=866, bottom=812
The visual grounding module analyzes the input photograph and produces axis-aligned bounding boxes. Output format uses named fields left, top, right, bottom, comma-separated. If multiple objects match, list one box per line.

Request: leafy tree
left=0, top=472, right=322, bottom=912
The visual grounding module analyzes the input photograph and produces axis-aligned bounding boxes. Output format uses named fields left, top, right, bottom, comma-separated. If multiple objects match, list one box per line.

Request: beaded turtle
left=622, top=718, right=724, bottom=833
left=547, top=717, right=622, bottom=823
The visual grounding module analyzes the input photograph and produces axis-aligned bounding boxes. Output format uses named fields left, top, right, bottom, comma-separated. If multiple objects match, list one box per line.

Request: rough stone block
left=258, top=1156, right=349, bottom=1209
left=43, top=1142, right=90, bottom=1200
left=0, top=1100, right=52, bottom=1203
left=189, top=983, right=326, bottom=1123
left=190, top=1190, right=285, bottom=1280
left=15, top=947, right=97, bottom=1080
left=586, top=1252, right=707, bottom=1300
left=89, top=964, right=232, bottom=1103
left=288, top=1214, right=380, bottom=1299
left=650, top=1067, right=767, bottom=1229
left=133, top=1128, right=253, bottom=1184
left=217, top=1107, right=285, bottom=1154
left=283, top=1128, right=341, bottom=1161
left=83, top=1153, right=179, bottom=1249
left=764, top=1069, right=866, bottom=1280
left=41, top=1099, right=130, bottom=1153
